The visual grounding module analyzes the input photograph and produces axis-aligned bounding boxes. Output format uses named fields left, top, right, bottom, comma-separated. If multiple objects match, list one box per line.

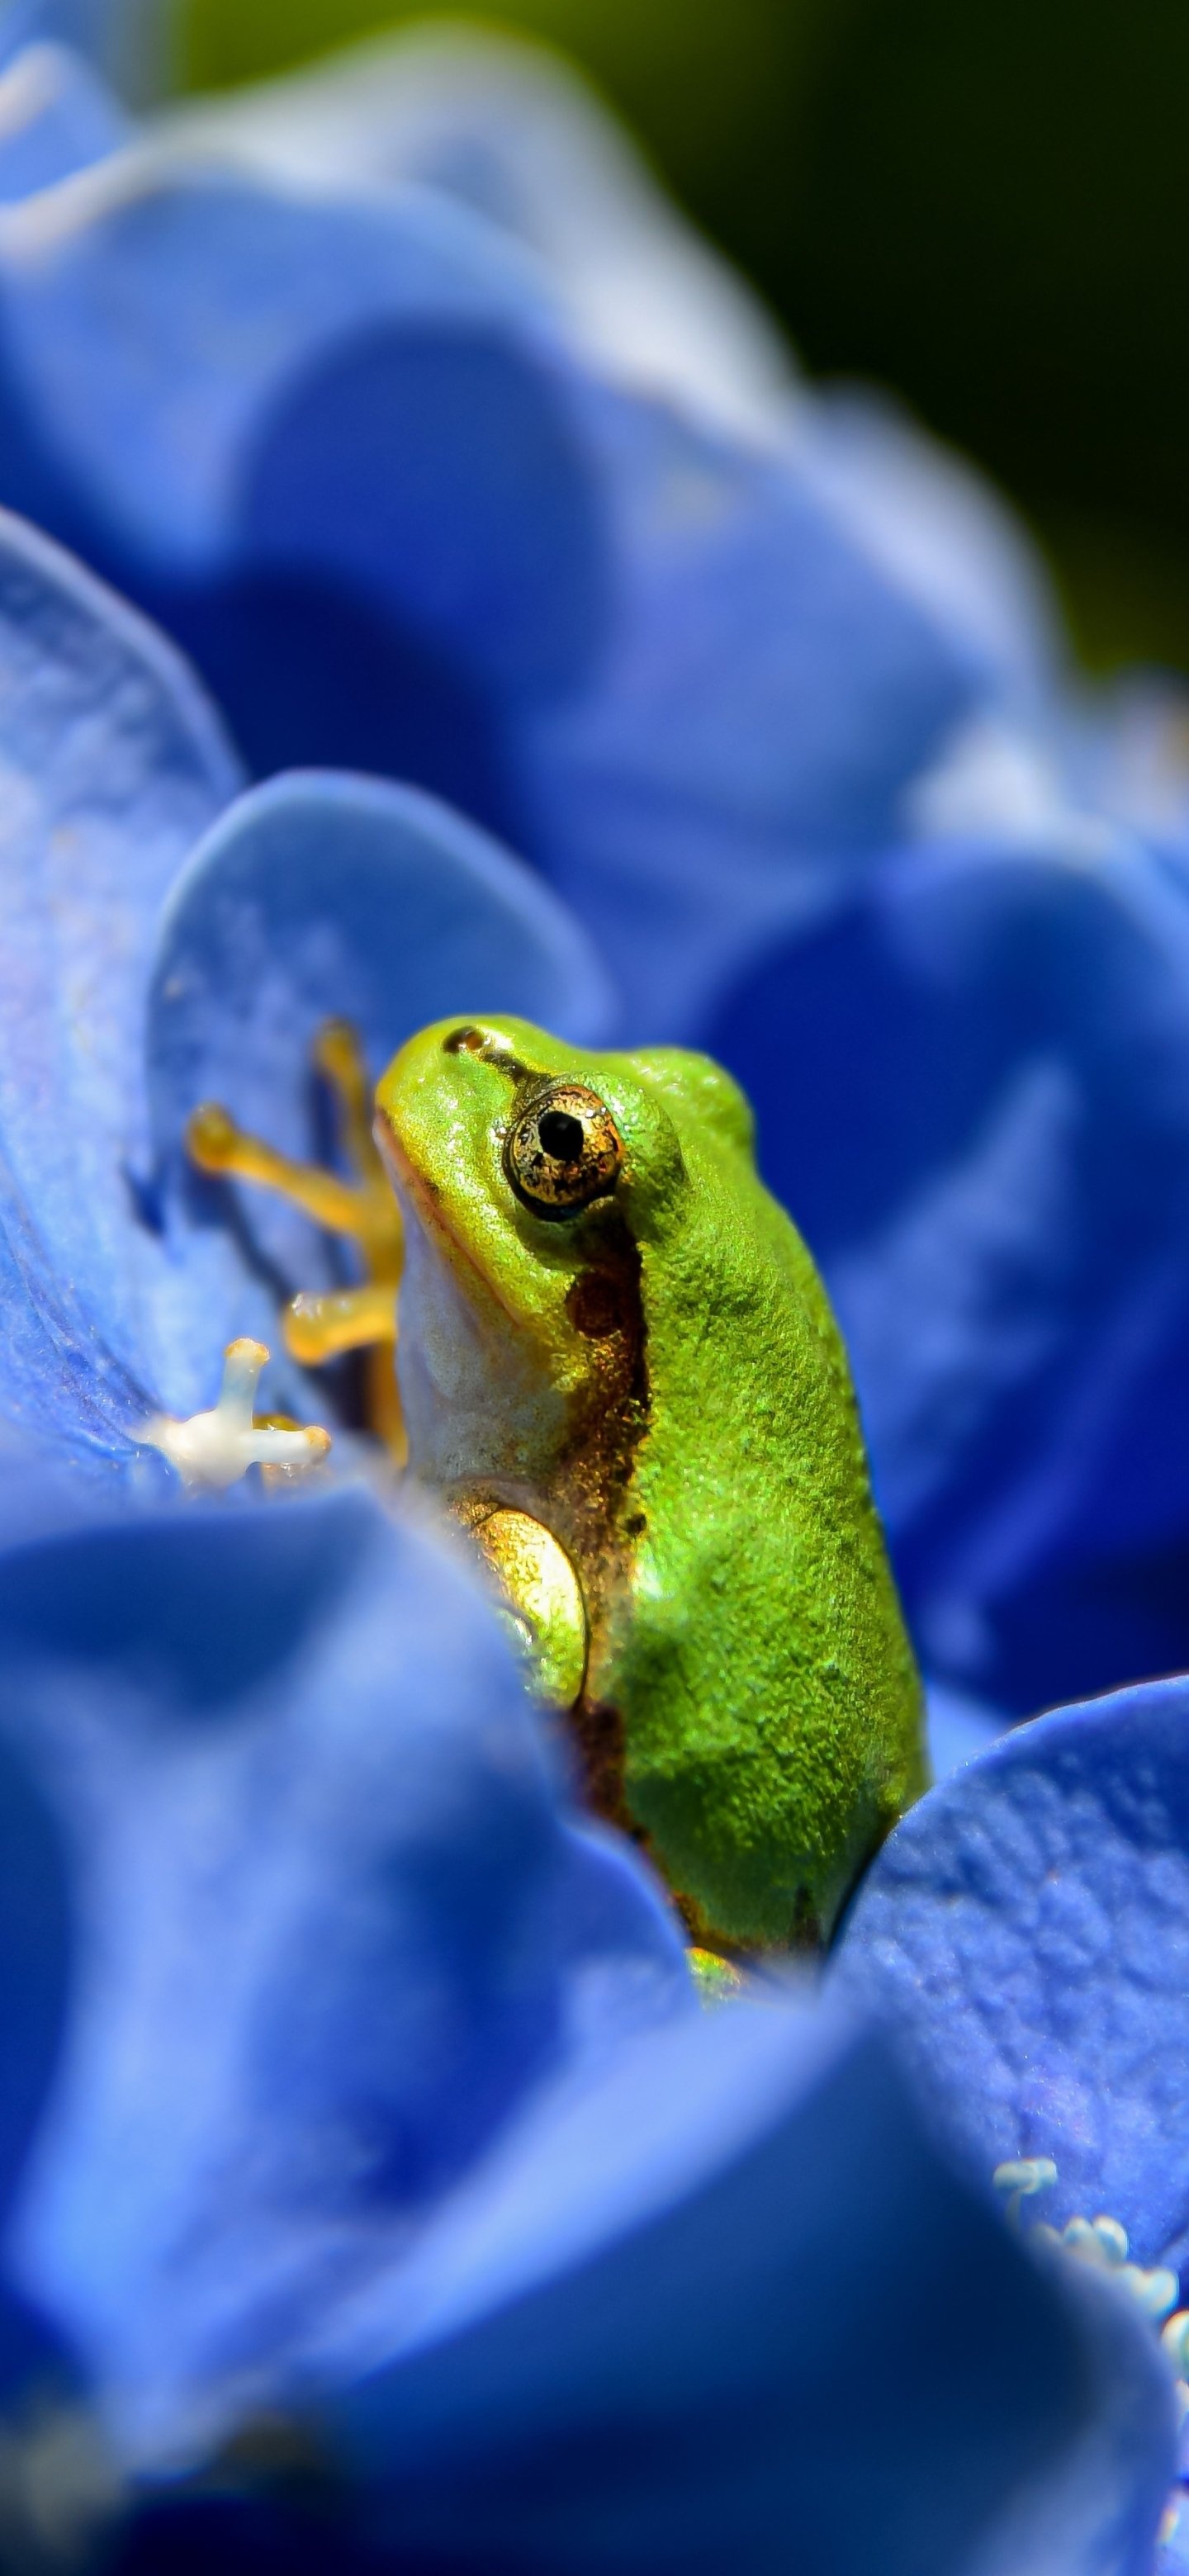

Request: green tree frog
left=373, top=1015, right=926, bottom=1952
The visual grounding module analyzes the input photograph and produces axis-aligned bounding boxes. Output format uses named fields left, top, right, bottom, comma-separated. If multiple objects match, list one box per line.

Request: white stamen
left=1006, top=2164, right=1189, bottom=2547
left=992, top=2157, right=1057, bottom=2229
left=142, top=1340, right=331, bottom=1493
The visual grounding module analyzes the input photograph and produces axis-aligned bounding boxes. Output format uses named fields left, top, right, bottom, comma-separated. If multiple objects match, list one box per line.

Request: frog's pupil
left=539, top=1109, right=585, bottom=1161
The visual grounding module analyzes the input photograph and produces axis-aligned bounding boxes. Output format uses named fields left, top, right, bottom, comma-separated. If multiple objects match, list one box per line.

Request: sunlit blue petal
left=0, top=504, right=239, bottom=1470
left=834, top=1674, right=1189, bottom=2274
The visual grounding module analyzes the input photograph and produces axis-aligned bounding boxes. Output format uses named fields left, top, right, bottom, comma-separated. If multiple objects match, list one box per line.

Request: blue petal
left=310, top=2003, right=1170, bottom=2576
left=0, top=41, right=128, bottom=201
left=145, top=767, right=617, bottom=1297
left=834, top=1672, right=1189, bottom=2273
left=168, top=23, right=795, bottom=444
left=0, top=2, right=177, bottom=107
left=0, top=147, right=613, bottom=844
left=0, top=1707, right=69, bottom=2229
left=925, top=1679, right=1007, bottom=1779
left=0, top=141, right=986, bottom=1029
left=971, top=2255, right=1177, bottom=2576
left=0, top=1461, right=85, bottom=2403
left=704, top=823, right=1189, bottom=1714
left=520, top=387, right=983, bottom=1035
left=793, top=388, right=1062, bottom=706
left=0, top=1484, right=688, bottom=2451
left=0, top=149, right=580, bottom=585
left=1160, top=2497, right=1189, bottom=2575
left=0, top=1724, right=76, bottom=2408
left=0, top=506, right=240, bottom=1470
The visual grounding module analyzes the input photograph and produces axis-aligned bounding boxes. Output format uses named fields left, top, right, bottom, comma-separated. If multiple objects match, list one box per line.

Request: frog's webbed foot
left=187, top=1020, right=405, bottom=1463
left=144, top=1338, right=332, bottom=1492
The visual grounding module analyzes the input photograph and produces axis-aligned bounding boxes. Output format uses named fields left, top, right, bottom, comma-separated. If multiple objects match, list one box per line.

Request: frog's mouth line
left=372, top=1110, right=523, bottom=1326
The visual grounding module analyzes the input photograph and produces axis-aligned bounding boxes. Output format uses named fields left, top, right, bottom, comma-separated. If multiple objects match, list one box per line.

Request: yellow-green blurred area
left=181, top=0, right=1189, bottom=675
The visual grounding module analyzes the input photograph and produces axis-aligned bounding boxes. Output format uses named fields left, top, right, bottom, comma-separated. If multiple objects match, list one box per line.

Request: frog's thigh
left=466, top=1508, right=588, bottom=1708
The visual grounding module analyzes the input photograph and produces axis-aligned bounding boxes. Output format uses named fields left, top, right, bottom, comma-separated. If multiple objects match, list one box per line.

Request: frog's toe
left=687, top=1947, right=747, bottom=2006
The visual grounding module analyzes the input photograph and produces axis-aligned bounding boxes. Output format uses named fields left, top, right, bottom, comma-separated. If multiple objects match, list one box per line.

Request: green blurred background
left=180, top=0, right=1189, bottom=675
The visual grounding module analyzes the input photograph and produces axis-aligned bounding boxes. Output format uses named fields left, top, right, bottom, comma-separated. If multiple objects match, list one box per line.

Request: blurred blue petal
left=0, top=504, right=242, bottom=1470
left=0, top=1476, right=1158, bottom=2574
left=0, top=1484, right=688, bottom=2453
left=0, top=130, right=988, bottom=1027
left=834, top=1674, right=1189, bottom=2274
left=793, top=388, right=1063, bottom=708
left=523, top=389, right=983, bottom=1033
left=705, top=822, right=1189, bottom=1713
left=925, top=1679, right=1006, bottom=1778
left=146, top=766, right=617, bottom=1307
left=0, top=7, right=173, bottom=107
left=310, top=2003, right=1170, bottom=2576
left=0, top=149, right=566, bottom=584
left=164, top=22, right=796, bottom=444
left=0, top=1458, right=88, bottom=2411
left=0, top=1712, right=69, bottom=2235
left=0, top=40, right=127, bottom=199
left=969, top=2255, right=1177, bottom=2576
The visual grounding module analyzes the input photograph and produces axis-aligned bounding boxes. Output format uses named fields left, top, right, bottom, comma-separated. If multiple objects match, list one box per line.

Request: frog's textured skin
left=377, top=1016, right=926, bottom=1951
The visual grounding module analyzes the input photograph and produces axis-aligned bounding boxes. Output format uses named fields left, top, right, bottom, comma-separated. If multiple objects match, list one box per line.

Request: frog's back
left=615, top=1047, right=926, bottom=1949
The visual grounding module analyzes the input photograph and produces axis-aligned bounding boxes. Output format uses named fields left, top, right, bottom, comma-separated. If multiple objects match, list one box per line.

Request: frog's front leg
left=187, top=1020, right=405, bottom=1461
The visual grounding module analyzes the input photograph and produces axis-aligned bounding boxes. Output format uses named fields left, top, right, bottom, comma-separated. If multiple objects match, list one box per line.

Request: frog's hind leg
left=287, top=1282, right=402, bottom=1461
left=187, top=1019, right=405, bottom=1462
left=286, top=1283, right=397, bottom=1363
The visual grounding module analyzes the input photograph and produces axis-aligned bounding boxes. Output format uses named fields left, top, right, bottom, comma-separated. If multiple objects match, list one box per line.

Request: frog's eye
left=504, top=1083, right=623, bottom=1219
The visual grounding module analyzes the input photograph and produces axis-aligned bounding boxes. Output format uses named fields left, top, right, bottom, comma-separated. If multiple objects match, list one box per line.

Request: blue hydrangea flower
left=0, top=17, right=1187, bottom=1722
left=0, top=21, right=1179, bottom=2568
left=0, top=1462, right=1167, bottom=2576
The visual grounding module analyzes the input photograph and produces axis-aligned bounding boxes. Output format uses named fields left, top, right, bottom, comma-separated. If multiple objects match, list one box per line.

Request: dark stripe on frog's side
left=557, top=1221, right=751, bottom=1963
left=554, top=1210, right=649, bottom=1841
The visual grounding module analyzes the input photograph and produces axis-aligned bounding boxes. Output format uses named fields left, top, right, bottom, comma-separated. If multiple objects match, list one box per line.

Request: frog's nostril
left=443, top=1025, right=533, bottom=1083
left=539, top=1110, right=585, bottom=1161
